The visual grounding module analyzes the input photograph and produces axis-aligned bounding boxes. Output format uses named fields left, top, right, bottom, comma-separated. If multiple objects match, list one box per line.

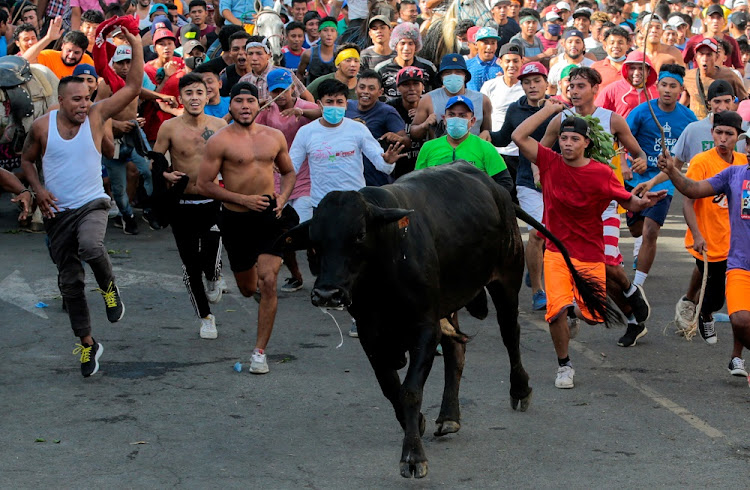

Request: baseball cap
left=563, top=28, right=585, bottom=40
left=73, top=63, right=97, bottom=78
left=667, top=0, right=681, bottom=4
left=694, top=37, right=719, bottom=53
left=556, top=1, right=571, bottom=11
left=445, top=95, right=474, bottom=113
left=491, top=0, right=511, bottom=6
left=707, top=79, right=735, bottom=100
left=560, top=64, right=577, bottom=80
left=517, top=61, right=548, bottom=80
left=150, top=15, right=173, bottom=36
left=267, top=68, right=293, bottom=92
left=545, top=11, right=561, bottom=21
left=705, top=4, right=726, bottom=17
left=735, top=0, right=748, bottom=7
left=396, top=66, right=424, bottom=85
left=368, top=15, right=391, bottom=27
left=499, top=42, right=524, bottom=57
left=475, top=26, right=501, bottom=41
left=572, top=8, right=591, bottom=18
left=467, top=25, right=480, bottom=43
left=713, top=110, right=744, bottom=133
left=667, top=15, right=689, bottom=28
left=737, top=99, right=750, bottom=122
left=438, top=53, right=472, bottom=81
left=153, top=28, right=177, bottom=44
left=560, top=116, right=590, bottom=138
left=730, top=11, right=749, bottom=26
left=229, top=81, right=259, bottom=100
left=183, top=40, right=205, bottom=55
left=641, top=13, right=664, bottom=26
left=181, top=23, right=201, bottom=46
left=149, top=3, right=168, bottom=17
left=111, top=44, right=132, bottom=62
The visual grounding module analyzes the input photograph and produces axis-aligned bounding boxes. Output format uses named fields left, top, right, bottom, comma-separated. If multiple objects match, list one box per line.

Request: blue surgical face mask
left=547, top=24, right=561, bottom=36
left=322, top=105, right=346, bottom=124
left=442, top=74, right=465, bottom=94
left=608, top=54, right=627, bottom=63
left=446, top=117, right=470, bottom=139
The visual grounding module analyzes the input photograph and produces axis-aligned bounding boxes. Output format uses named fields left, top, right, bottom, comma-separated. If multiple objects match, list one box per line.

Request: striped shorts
left=601, top=200, right=622, bottom=267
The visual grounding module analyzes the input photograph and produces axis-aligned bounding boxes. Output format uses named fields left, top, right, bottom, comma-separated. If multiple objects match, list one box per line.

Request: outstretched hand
left=382, top=142, right=407, bottom=164
left=11, top=191, right=32, bottom=221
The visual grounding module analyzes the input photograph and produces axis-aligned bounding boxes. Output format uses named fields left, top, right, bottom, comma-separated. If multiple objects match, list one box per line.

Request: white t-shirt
left=547, top=55, right=594, bottom=94
left=481, top=76, right=524, bottom=156
left=347, top=0, right=368, bottom=20
left=289, top=118, right=394, bottom=206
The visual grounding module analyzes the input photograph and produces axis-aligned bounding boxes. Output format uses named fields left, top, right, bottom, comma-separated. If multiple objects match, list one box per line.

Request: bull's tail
left=513, top=204, right=622, bottom=327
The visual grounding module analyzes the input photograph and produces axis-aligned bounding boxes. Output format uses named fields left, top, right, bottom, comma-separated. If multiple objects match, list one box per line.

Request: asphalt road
left=1, top=193, right=748, bottom=488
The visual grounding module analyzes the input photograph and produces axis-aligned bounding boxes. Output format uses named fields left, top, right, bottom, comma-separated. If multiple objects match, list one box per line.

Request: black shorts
left=695, top=258, right=727, bottom=315
left=218, top=199, right=297, bottom=273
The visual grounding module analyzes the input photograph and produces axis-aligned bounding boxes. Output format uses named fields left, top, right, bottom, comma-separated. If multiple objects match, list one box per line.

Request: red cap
left=518, top=61, right=548, bottom=80
left=153, top=28, right=176, bottom=44
left=467, top=25, right=480, bottom=43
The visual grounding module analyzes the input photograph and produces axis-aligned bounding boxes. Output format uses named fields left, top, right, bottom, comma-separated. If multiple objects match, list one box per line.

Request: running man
left=513, top=97, right=666, bottom=389
left=153, top=73, right=228, bottom=340
left=658, top=124, right=750, bottom=387
left=197, top=82, right=296, bottom=375
left=20, top=27, right=144, bottom=377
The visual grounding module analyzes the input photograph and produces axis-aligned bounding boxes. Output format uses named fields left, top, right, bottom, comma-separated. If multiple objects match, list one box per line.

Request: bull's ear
left=368, top=205, right=413, bottom=226
left=272, top=221, right=311, bottom=253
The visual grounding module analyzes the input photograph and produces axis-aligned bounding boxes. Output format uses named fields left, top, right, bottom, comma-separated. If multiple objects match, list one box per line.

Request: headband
left=319, top=20, right=337, bottom=31
left=246, top=40, right=270, bottom=54
left=334, top=48, right=360, bottom=67
left=519, top=15, right=537, bottom=24
left=658, top=71, right=683, bottom=85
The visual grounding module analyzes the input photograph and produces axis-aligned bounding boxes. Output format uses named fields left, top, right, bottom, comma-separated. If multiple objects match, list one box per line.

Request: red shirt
left=591, top=58, right=623, bottom=89
left=595, top=79, right=659, bottom=119
left=143, top=58, right=185, bottom=141
left=536, top=143, right=632, bottom=262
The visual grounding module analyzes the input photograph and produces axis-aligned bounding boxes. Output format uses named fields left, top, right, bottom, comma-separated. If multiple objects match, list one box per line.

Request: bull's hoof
left=434, top=420, right=460, bottom=437
left=510, top=389, right=533, bottom=412
left=400, top=461, right=429, bottom=478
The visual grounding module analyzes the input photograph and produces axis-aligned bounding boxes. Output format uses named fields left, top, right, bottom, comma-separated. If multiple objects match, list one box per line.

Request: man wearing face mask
left=547, top=29, right=594, bottom=95
left=592, top=26, right=632, bottom=89
left=537, top=10, right=563, bottom=59
left=415, top=95, right=513, bottom=191
left=409, top=53, right=492, bottom=141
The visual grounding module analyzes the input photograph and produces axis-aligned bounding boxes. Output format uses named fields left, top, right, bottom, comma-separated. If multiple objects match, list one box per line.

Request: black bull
left=275, top=162, right=612, bottom=478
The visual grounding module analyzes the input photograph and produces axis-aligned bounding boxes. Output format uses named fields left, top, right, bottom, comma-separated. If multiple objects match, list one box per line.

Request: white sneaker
left=728, top=357, right=748, bottom=377
left=199, top=314, right=217, bottom=339
left=250, top=351, right=269, bottom=374
left=205, top=278, right=223, bottom=304
left=555, top=365, right=575, bottom=389
left=674, top=296, right=696, bottom=330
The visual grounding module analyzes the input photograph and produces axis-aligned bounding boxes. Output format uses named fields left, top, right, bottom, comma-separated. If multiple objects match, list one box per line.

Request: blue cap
left=267, top=68, right=293, bottom=92
left=445, top=95, right=474, bottom=113
left=438, top=53, right=471, bottom=82
left=73, top=63, right=97, bottom=78
left=149, top=3, right=168, bottom=17
left=150, top=15, right=173, bottom=36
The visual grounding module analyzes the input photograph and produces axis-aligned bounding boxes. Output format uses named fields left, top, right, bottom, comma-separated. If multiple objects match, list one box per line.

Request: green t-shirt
left=306, top=72, right=357, bottom=100
left=415, top=133, right=507, bottom=176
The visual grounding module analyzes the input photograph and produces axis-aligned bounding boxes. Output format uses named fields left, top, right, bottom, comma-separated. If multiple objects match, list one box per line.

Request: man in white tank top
left=540, top=66, right=654, bottom=348
left=20, top=27, right=145, bottom=378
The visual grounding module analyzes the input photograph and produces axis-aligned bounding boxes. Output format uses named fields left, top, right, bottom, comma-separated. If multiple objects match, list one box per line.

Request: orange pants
left=726, top=268, right=750, bottom=315
left=544, top=251, right=606, bottom=323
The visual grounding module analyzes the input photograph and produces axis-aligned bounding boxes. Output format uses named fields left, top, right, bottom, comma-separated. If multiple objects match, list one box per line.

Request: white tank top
left=43, top=110, right=107, bottom=211
left=560, top=106, right=614, bottom=136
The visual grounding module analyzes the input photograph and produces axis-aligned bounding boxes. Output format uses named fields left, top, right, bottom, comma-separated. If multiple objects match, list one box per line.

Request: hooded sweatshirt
left=595, top=51, right=659, bottom=118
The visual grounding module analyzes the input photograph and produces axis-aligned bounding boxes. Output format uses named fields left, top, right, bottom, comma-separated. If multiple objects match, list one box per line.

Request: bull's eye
left=355, top=232, right=366, bottom=243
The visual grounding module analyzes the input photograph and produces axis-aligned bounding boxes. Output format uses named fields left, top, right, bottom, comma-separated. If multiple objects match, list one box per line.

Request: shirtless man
left=197, top=82, right=296, bottom=374
left=20, top=28, right=144, bottom=377
left=640, top=13, right=685, bottom=72
left=153, top=72, right=228, bottom=340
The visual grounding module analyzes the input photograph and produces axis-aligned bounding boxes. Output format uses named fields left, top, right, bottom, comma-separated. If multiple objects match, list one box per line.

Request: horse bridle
left=253, top=10, right=284, bottom=46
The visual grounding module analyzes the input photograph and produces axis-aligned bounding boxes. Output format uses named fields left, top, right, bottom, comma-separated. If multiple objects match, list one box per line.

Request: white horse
left=253, top=0, right=286, bottom=67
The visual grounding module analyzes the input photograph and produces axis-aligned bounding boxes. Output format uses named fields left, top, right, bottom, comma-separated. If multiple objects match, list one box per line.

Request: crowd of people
left=0, top=0, right=749, bottom=391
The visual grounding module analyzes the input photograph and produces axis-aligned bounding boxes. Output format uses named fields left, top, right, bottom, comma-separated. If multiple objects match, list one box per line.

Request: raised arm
left=92, top=29, right=144, bottom=122
left=512, top=99, right=564, bottom=164
left=22, top=16, right=62, bottom=62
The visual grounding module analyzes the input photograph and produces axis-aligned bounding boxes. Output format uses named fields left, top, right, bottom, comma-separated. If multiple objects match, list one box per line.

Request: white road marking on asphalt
left=0, top=270, right=49, bottom=319
left=533, top=321, right=726, bottom=440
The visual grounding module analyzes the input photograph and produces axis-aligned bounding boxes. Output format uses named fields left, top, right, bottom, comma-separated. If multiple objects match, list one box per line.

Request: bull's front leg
left=399, top=324, right=439, bottom=479
left=435, top=317, right=465, bottom=437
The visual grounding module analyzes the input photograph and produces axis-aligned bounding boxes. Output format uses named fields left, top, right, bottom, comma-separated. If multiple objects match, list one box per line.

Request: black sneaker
left=698, top=316, right=717, bottom=345
left=618, top=322, right=648, bottom=347
left=97, top=281, right=124, bottom=322
left=111, top=215, right=124, bottom=229
left=123, top=214, right=139, bottom=235
left=73, top=340, right=103, bottom=377
left=280, top=277, right=303, bottom=292
left=626, top=284, right=651, bottom=323
left=142, top=211, right=161, bottom=230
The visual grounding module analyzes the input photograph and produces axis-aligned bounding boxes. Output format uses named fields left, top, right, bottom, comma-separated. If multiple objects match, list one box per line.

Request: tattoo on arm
left=202, top=127, right=215, bottom=142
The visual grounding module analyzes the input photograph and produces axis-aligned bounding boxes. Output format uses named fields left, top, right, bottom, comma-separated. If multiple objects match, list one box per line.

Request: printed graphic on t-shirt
left=742, top=180, right=750, bottom=219
left=712, top=193, right=728, bottom=208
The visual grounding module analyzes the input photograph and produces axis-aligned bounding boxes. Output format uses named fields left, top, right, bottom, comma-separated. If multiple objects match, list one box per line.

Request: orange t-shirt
left=37, top=50, right=95, bottom=80
left=684, top=148, right=748, bottom=261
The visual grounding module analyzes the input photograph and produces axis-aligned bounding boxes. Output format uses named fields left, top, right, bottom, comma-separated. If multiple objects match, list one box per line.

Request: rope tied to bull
left=319, top=308, right=345, bottom=348
left=668, top=250, right=709, bottom=340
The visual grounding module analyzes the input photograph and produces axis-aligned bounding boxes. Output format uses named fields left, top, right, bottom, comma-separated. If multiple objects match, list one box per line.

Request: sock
left=633, top=236, right=643, bottom=257
left=626, top=314, right=636, bottom=325
left=624, top=283, right=637, bottom=297
left=253, top=348, right=264, bottom=355
left=633, top=271, right=648, bottom=287
left=558, top=356, right=571, bottom=367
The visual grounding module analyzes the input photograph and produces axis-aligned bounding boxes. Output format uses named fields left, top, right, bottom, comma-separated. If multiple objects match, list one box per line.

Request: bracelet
left=18, top=188, right=34, bottom=199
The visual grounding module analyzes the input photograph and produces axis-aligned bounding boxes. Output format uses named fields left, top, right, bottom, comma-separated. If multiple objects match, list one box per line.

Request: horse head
left=253, top=0, right=285, bottom=66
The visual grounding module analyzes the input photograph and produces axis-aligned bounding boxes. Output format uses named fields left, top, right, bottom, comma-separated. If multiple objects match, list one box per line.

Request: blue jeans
left=102, top=143, right=152, bottom=217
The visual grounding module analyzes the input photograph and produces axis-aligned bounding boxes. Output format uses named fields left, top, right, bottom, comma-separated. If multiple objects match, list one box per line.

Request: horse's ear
left=273, top=0, right=282, bottom=13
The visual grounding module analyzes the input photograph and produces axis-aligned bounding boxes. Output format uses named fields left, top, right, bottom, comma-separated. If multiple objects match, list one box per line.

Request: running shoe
left=555, top=364, right=575, bottom=389
left=532, top=290, right=547, bottom=311
left=200, top=314, right=217, bottom=339
left=123, top=214, right=139, bottom=235
left=280, top=277, right=303, bottom=292
left=142, top=211, right=161, bottom=231
left=249, top=351, right=269, bottom=374
left=674, top=296, right=696, bottom=331
left=728, top=357, right=748, bottom=377
left=107, top=200, right=119, bottom=218
left=111, top=215, right=124, bottom=229
left=626, top=284, right=651, bottom=323
left=205, top=278, right=223, bottom=304
left=698, top=317, right=717, bottom=345
left=617, top=322, right=648, bottom=347
left=97, top=281, right=124, bottom=323
left=349, top=319, right=358, bottom=338
left=73, top=340, right=103, bottom=377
